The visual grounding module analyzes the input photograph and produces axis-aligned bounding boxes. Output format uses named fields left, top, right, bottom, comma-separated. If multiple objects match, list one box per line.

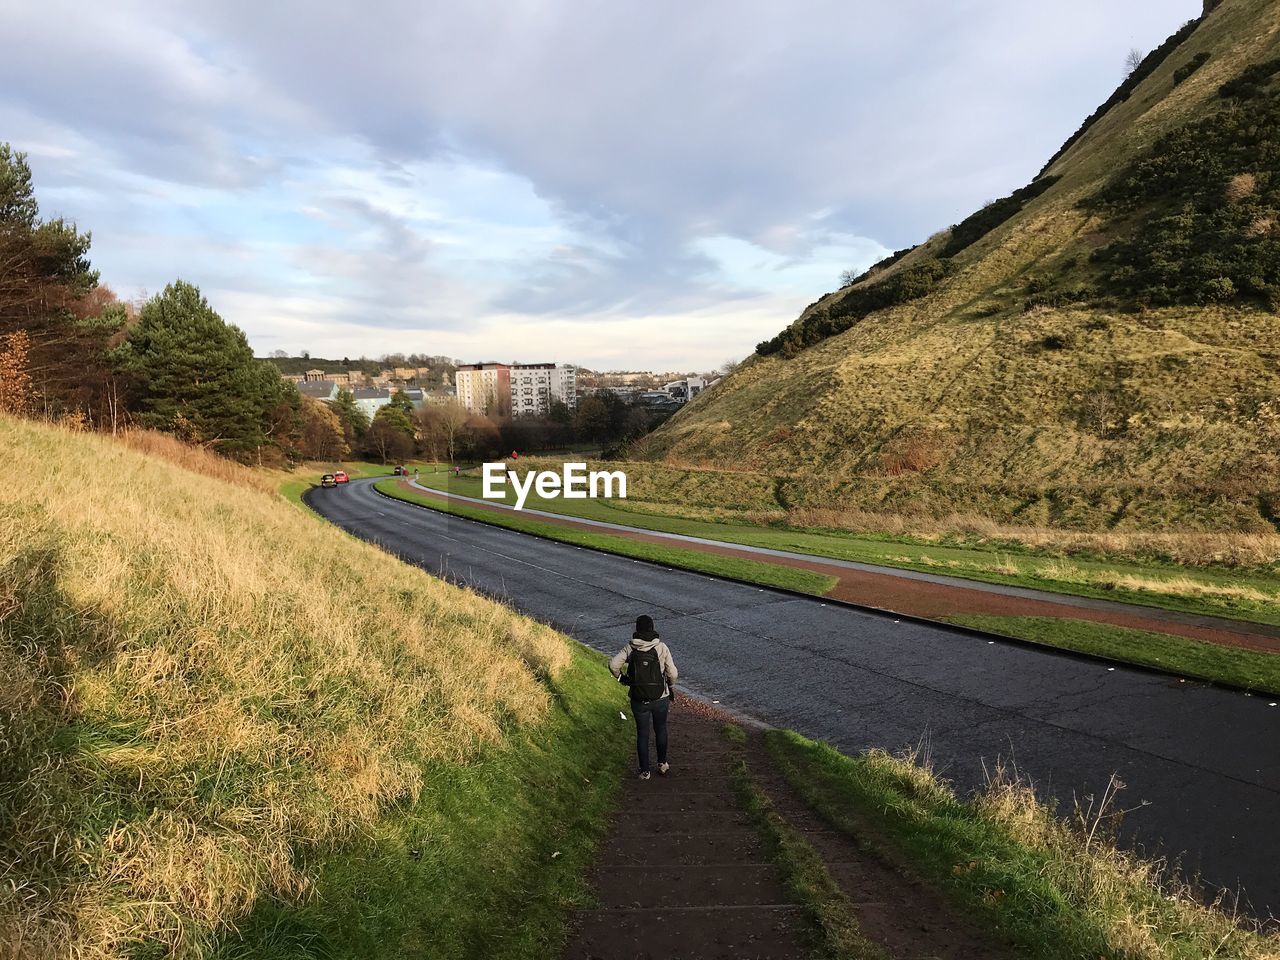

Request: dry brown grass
left=1226, top=172, right=1259, bottom=203
left=855, top=743, right=1280, bottom=960
left=973, top=761, right=1280, bottom=960
left=785, top=506, right=1280, bottom=569
left=113, top=429, right=277, bottom=494
left=0, top=415, right=572, bottom=958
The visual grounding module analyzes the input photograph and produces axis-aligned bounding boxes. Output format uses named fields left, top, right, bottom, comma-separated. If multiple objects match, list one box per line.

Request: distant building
left=423, top=387, right=456, bottom=405
left=509, top=363, right=577, bottom=417
left=663, top=376, right=708, bottom=402
left=455, top=362, right=511, bottom=415
left=298, top=380, right=339, bottom=402
left=302, top=369, right=328, bottom=382
left=352, top=387, right=393, bottom=418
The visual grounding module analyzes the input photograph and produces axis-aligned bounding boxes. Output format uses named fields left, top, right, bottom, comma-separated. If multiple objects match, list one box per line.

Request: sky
left=1, top=1, right=1200, bottom=371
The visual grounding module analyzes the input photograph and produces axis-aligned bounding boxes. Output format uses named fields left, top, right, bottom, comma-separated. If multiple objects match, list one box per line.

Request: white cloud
left=0, top=0, right=1202, bottom=368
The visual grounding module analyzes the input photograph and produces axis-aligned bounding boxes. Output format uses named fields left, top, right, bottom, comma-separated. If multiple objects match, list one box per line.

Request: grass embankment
left=416, top=463, right=1280, bottom=628
left=373, top=478, right=839, bottom=597
left=216, top=649, right=627, bottom=960
left=766, top=731, right=1280, bottom=960
left=0, top=417, right=627, bottom=959
left=947, top=615, right=1280, bottom=694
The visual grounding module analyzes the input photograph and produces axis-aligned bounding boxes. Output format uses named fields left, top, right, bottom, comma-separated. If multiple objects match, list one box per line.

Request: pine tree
left=115, top=281, right=280, bottom=455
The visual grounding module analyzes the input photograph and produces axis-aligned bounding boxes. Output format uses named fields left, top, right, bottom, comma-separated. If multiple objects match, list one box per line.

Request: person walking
left=610, top=614, right=678, bottom=780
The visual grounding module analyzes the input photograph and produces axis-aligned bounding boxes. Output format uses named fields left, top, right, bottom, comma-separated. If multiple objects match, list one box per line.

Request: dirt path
left=563, top=701, right=1014, bottom=960
left=395, top=479, right=1280, bottom=655
left=563, top=705, right=807, bottom=959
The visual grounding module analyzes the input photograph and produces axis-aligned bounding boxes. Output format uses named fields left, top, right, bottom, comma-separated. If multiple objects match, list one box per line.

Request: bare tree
left=418, top=400, right=469, bottom=464
left=1123, top=48, right=1145, bottom=77
left=839, top=268, right=861, bottom=288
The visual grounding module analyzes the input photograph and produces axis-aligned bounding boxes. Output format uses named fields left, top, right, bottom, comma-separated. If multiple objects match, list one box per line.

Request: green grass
left=725, top=727, right=889, bottom=960
left=277, top=477, right=315, bottom=510
left=765, top=730, right=1280, bottom=960
left=373, top=479, right=839, bottom=596
left=388, top=474, right=1280, bottom=691
left=944, top=615, right=1280, bottom=695
left=215, top=646, right=630, bottom=960
left=410, top=470, right=1280, bottom=627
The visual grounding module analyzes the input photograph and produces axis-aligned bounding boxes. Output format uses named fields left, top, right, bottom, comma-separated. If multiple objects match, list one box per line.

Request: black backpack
left=628, top=646, right=666, bottom=701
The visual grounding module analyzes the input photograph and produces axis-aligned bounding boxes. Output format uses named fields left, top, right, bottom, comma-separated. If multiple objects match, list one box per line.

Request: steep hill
left=644, top=0, right=1280, bottom=532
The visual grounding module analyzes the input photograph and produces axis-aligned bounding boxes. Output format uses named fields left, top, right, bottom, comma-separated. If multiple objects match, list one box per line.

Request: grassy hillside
left=0, top=417, right=625, bottom=958
left=643, top=0, right=1280, bottom=533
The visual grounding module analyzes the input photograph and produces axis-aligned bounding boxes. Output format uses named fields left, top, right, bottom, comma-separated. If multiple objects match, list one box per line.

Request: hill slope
left=0, top=417, right=622, bottom=958
left=645, top=0, right=1280, bottom=532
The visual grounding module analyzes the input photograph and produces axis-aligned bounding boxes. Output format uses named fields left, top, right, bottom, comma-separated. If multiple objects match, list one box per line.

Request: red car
left=334, top=470, right=350, bottom=484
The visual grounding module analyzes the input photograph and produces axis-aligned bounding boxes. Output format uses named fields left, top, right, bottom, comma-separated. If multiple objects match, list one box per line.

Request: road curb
left=365, top=479, right=1273, bottom=699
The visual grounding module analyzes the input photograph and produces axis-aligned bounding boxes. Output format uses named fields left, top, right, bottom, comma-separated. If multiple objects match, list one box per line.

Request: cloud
left=0, top=0, right=1201, bottom=368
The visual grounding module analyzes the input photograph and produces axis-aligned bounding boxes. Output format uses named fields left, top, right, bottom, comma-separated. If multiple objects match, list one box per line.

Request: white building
left=455, top=361, right=577, bottom=416
left=510, top=363, right=577, bottom=417
left=663, top=376, right=708, bottom=402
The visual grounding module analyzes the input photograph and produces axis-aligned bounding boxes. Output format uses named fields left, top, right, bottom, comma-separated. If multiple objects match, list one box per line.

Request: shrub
left=757, top=257, right=952, bottom=357
left=940, top=176, right=1061, bottom=258
left=1023, top=286, right=1097, bottom=312
left=1086, top=61, right=1280, bottom=309
left=839, top=245, right=918, bottom=288
left=1217, top=56, right=1280, bottom=99
left=1172, top=51, right=1211, bottom=86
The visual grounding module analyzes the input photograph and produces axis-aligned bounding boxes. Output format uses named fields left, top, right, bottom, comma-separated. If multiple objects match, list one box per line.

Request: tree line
left=0, top=143, right=672, bottom=465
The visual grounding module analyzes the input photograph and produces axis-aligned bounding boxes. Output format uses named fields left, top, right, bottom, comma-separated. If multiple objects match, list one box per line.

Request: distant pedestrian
left=610, top=614, right=678, bottom=780
left=454, top=464, right=460, bottom=477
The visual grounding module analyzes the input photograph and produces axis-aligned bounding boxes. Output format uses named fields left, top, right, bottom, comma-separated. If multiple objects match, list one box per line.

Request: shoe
left=639, top=771, right=651, bottom=781
left=658, top=763, right=670, bottom=776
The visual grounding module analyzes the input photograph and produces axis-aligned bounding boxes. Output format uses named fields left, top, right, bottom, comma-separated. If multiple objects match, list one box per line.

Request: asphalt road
left=308, top=478, right=1280, bottom=916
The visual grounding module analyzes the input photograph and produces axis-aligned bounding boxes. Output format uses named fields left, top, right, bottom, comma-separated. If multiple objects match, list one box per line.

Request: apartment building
left=454, top=362, right=511, bottom=415
left=455, top=361, right=577, bottom=416
left=510, top=363, right=577, bottom=417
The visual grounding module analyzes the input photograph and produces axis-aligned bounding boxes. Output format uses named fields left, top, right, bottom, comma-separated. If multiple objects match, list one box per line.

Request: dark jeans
left=632, top=696, right=670, bottom=772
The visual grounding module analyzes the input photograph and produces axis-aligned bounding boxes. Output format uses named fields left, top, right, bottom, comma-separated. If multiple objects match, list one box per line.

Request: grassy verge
left=373, top=479, right=838, bottom=597
left=945, top=615, right=1280, bottom=695
left=386, top=477, right=1280, bottom=693
left=765, top=731, right=1280, bottom=960
left=0, top=417, right=623, bottom=958
left=723, top=726, right=888, bottom=960
left=413, top=468, right=1280, bottom=627
left=216, top=647, right=629, bottom=960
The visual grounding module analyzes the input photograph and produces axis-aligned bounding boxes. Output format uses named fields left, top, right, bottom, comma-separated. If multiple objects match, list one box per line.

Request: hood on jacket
left=629, top=636, right=661, bottom=652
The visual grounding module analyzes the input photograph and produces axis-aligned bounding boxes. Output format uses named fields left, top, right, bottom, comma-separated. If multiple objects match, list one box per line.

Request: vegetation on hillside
left=1037, top=17, right=1204, bottom=177
left=653, top=0, right=1280, bottom=534
left=0, top=416, right=624, bottom=958
left=767, top=731, right=1280, bottom=960
left=756, top=257, right=952, bottom=357
left=1087, top=59, right=1280, bottom=309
